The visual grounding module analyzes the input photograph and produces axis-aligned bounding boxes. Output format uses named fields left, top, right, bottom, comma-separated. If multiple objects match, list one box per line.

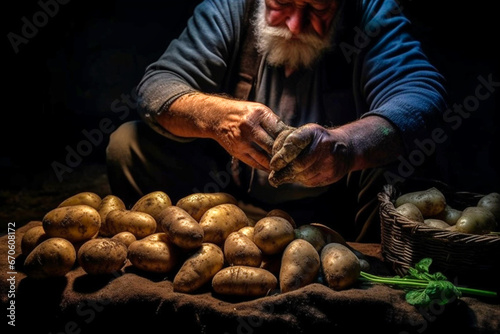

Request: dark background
left=2, top=0, right=499, bottom=229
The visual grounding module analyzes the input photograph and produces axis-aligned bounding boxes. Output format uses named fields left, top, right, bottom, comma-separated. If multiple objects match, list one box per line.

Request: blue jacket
left=137, top=0, right=448, bottom=153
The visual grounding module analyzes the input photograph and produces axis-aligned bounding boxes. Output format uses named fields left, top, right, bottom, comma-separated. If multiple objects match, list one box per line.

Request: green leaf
left=405, top=280, right=462, bottom=307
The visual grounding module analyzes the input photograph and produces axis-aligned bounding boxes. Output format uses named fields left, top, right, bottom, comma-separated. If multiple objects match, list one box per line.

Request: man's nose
left=286, top=8, right=305, bottom=36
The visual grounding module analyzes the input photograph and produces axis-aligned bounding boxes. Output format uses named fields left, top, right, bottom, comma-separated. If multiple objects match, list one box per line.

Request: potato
left=128, top=236, right=178, bottom=273
left=199, top=203, right=250, bottom=245
left=105, top=209, right=157, bottom=239
left=58, top=191, right=102, bottom=209
left=294, top=224, right=326, bottom=252
left=111, top=231, right=137, bottom=247
left=176, top=192, right=237, bottom=221
left=224, top=231, right=262, bottom=267
left=395, top=187, right=446, bottom=217
left=97, top=195, right=126, bottom=236
left=321, top=243, right=360, bottom=291
left=309, top=223, right=348, bottom=246
left=131, top=191, right=172, bottom=223
left=77, top=238, right=128, bottom=275
left=21, top=224, right=48, bottom=255
left=238, top=226, right=255, bottom=240
left=455, top=206, right=497, bottom=235
left=253, top=216, right=295, bottom=255
left=173, top=243, right=225, bottom=293
left=431, top=205, right=462, bottom=226
left=395, top=202, right=424, bottom=223
left=266, top=209, right=296, bottom=228
left=42, top=205, right=101, bottom=243
left=157, top=206, right=204, bottom=250
left=279, top=239, right=320, bottom=293
left=23, top=237, right=76, bottom=279
left=212, top=266, right=277, bottom=297
left=477, top=192, right=500, bottom=221
left=423, top=218, right=451, bottom=229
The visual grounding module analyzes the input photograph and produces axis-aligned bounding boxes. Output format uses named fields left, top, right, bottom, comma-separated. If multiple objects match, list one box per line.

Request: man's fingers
left=269, top=128, right=313, bottom=171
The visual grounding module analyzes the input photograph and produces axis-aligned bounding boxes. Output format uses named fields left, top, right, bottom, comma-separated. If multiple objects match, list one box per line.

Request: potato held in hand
left=77, top=238, right=128, bottom=275
left=43, top=205, right=101, bottom=243
left=280, top=239, right=320, bottom=293
left=321, top=243, right=360, bottom=291
left=24, top=237, right=76, bottom=279
left=173, top=243, right=224, bottom=293
left=157, top=206, right=204, bottom=250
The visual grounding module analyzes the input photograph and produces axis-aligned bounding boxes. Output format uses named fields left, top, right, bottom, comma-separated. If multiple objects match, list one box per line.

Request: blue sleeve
left=354, top=0, right=448, bottom=152
left=136, top=0, right=246, bottom=138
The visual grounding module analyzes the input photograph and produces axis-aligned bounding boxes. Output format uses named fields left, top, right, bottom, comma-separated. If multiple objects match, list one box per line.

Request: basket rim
left=378, top=184, right=500, bottom=244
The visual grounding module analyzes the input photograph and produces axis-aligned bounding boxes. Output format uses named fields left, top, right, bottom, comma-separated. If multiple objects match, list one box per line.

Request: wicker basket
left=378, top=182, right=500, bottom=289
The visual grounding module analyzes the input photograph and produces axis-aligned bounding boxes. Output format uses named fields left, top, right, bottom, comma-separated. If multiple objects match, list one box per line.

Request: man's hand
left=163, top=93, right=289, bottom=172
left=268, top=123, right=353, bottom=187
left=210, top=100, right=290, bottom=172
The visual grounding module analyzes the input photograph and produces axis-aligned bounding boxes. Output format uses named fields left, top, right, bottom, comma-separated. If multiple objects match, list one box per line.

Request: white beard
left=253, top=0, right=335, bottom=70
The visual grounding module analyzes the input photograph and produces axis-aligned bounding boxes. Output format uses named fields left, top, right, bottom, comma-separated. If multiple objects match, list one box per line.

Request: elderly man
left=106, top=0, right=447, bottom=241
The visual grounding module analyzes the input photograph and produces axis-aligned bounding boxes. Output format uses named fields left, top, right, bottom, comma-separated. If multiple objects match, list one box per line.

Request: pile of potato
left=394, top=187, right=499, bottom=235
left=20, top=191, right=365, bottom=298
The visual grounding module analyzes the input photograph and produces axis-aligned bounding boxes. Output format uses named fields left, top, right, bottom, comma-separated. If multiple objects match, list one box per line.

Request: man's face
left=264, top=0, right=340, bottom=38
left=255, top=0, right=341, bottom=70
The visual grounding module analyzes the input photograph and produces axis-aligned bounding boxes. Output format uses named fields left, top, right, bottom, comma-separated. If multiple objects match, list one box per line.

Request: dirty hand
left=268, top=123, right=353, bottom=187
left=211, top=100, right=290, bottom=172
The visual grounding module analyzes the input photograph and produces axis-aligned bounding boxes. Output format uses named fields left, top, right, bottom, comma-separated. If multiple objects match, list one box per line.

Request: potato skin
left=106, top=209, right=157, bottom=239
left=199, top=203, right=249, bottom=245
left=395, top=202, right=424, bottom=223
left=157, top=206, right=204, bottom=250
left=455, top=206, right=497, bottom=235
left=212, top=266, right=277, bottom=297
left=111, top=231, right=137, bottom=247
left=423, top=218, right=451, bottom=229
left=77, top=238, right=128, bottom=275
left=42, top=205, right=101, bottom=243
left=97, top=195, right=126, bottom=237
left=173, top=243, right=225, bottom=293
left=395, top=187, right=446, bottom=217
left=23, top=237, right=76, bottom=279
left=321, top=243, right=360, bottom=291
left=58, top=191, right=102, bottom=209
left=266, top=209, right=296, bottom=228
left=431, top=205, right=462, bottom=226
left=279, top=239, right=320, bottom=293
left=128, top=236, right=178, bottom=273
left=224, top=231, right=262, bottom=267
left=294, top=224, right=326, bottom=252
left=477, top=192, right=500, bottom=221
left=253, top=216, right=295, bottom=255
left=21, top=224, right=48, bottom=255
left=176, top=192, right=237, bottom=221
left=131, top=191, right=173, bottom=223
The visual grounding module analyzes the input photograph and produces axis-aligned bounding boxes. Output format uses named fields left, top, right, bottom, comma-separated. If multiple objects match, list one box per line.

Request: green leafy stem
left=358, top=258, right=498, bottom=307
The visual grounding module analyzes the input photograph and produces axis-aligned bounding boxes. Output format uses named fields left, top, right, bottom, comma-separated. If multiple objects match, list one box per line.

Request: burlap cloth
left=2, top=221, right=499, bottom=334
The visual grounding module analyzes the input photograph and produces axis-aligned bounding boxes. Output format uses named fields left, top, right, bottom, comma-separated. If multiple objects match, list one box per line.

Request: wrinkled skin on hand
left=212, top=101, right=290, bottom=172
left=268, top=123, right=353, bottom=187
